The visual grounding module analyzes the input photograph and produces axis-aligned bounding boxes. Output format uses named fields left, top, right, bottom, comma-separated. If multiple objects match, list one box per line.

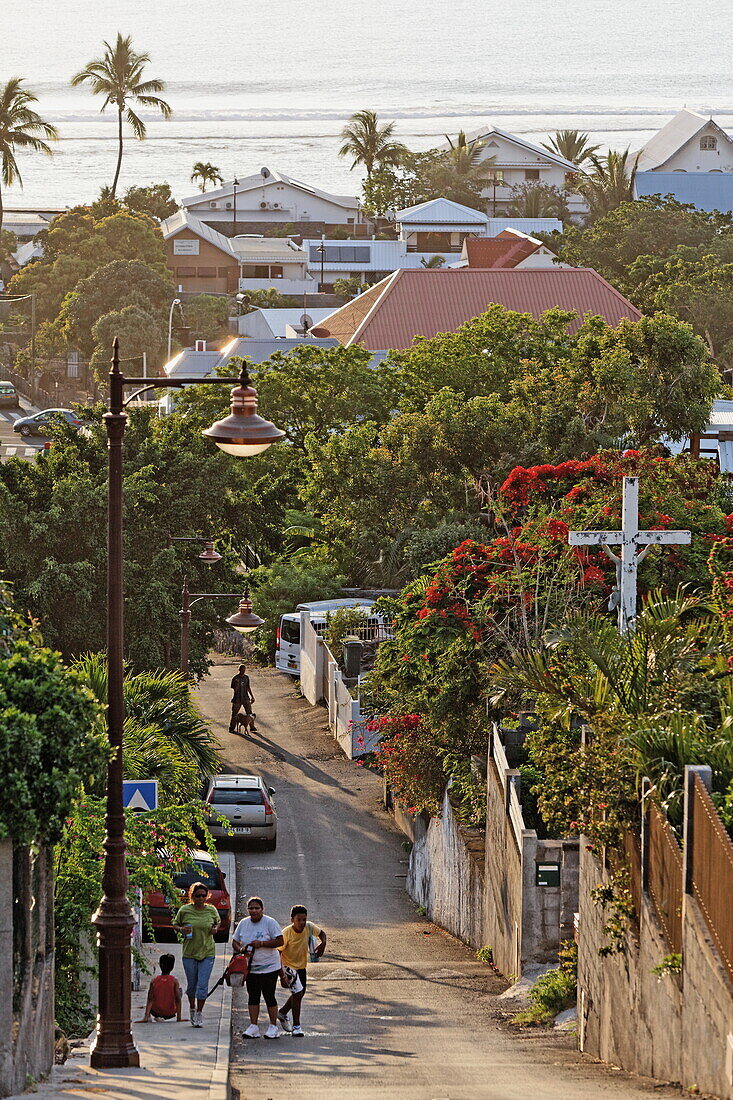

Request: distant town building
left=456, top=228, right=566, bottom=269
left=394, top=197, right=490, bottom=253
left=633, top=109, right=733, bottom=173
left=438, top=126, right=587, bottom=218
left=313, top=268, right=641, bottom=352
left=238, top=307, right=334, bottom=339
left=181, top=167, right=361, bottom=236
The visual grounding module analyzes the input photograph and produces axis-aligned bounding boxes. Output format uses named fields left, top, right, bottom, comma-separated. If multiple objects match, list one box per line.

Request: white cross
left=568, top=476, right=691, bottom=633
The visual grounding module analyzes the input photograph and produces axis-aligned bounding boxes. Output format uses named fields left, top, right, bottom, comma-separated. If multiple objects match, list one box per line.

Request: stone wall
left=405, top=790, right=486, bottom=951
left=578, top=845, right=733, bottom=1099
left=0, top=841, right=55, bottom=1097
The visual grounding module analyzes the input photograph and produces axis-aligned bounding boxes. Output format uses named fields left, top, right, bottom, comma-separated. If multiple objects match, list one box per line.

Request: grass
left=513, top=939, right=577, bottom=1026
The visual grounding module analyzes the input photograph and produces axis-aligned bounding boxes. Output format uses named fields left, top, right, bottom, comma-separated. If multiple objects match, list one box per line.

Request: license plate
left=233, top=827, right=251, bottom=834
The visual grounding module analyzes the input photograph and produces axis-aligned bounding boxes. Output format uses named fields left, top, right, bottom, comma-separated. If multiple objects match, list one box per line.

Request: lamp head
left=226, top=590, right=264, bottom=634
left=198, top=540, right=222, bottom=564
left=202, top=367, right=285, bottom=457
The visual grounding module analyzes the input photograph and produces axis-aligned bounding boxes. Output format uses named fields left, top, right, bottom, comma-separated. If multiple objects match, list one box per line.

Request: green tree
left=0, top=78, right=57, bottom=234
left=542, top=129, right=599, bottom=168
left=427, top=131, right=492, bottom=206
left=89, top=303, right=165, bottom=382
left=506, top=182, right=569, bottom=220
left=360, top=150, right=443, bottom=218
left=71, top=33, right=172, bottom=197
left=339, top=109, right=408, bottom=180
left=184, top=294, right=231, bottom=344
left=123, top=181, right=178, bottom=220
left=59, top=257, right=174, bottom=355
left=578, top=149, right=637, bottom=219
left=191, top=161, right=223, bottom=192
left=0, top=227, right=17, bottom=262
left=249, top=553, right=345, bottom=657
left=333, top=275, right=368, bottom=299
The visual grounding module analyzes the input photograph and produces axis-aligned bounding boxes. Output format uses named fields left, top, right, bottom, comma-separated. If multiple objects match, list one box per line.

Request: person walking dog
left=232, top=896, right=284, bottom=1039
left=278, top=904, right=326, bottom=1036
left=229, top=663, right=257, bottom=734
left=173, top=882, right=222, bottom=1027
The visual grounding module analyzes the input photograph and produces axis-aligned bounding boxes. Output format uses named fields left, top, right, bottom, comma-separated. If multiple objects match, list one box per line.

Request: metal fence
left=691, top=775, right=733, bottom=983
left=648, top=803, right=683, bottom=954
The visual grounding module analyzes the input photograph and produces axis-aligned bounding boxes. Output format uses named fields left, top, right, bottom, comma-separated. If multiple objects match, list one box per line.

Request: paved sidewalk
left=11, top=851, right=236, bottom=1100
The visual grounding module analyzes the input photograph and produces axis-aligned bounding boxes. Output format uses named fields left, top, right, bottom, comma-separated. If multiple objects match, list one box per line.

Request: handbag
left=307, top=922, right=321, bottom=963
left=225, top=947, right=252, bottom=988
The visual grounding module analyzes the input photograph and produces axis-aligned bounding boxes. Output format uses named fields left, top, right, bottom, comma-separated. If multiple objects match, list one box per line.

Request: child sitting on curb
left=139, top=953, right=183, bottom=1022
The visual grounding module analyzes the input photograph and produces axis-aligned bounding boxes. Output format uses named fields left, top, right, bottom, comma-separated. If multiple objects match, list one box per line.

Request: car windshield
left=280, top=619, right=300, bottom=644
left=172, top=863, right=219, bottom=890
left=210, top=788, right=264, bottom=806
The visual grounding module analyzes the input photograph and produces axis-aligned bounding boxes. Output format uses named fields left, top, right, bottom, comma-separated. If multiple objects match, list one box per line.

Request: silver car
left=205, top=774, right=277, bottom=849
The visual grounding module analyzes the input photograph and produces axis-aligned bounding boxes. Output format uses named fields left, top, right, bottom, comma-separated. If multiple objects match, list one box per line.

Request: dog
left=235, top=711, right=257, bottom=735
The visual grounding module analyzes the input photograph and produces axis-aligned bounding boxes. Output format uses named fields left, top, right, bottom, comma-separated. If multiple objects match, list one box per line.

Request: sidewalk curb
left=209, top=849, right=235, bottom=1100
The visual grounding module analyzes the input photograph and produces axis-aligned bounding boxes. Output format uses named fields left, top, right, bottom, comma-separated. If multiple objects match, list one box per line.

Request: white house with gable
left=633, top=109, right=733, bottom=173
left=438, top=125, right=587, bottom=218
left=182, top=167, right=361, bottom=233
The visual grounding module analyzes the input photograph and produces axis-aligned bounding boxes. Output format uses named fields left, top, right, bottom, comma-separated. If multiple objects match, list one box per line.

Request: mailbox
left=536, top=862, right=561, bottom=887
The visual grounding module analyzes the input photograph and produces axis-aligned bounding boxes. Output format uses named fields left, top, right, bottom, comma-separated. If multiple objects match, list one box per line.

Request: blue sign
left=122, top=780, right=158, bottom=812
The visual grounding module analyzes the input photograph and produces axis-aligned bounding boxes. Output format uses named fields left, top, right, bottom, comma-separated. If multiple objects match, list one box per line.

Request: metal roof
left=487, top=217, right=563, bottom=235
left=164, top=337, right=340, bottom=379
left=182, top=168, right=358, bottom=212
left=395, top=197, right=488, bottom=226
left=709, top=399, right=733, bottom=427
left=316, top=268, right=642, bottom=352
left=634, top=171, right=733, bottom=212
left=302, top=238, right=457, bottom=271
left=228, top=236, right=307, bottom=263
left=463, top=237, right=542, bottom=268
left=161, top=210, right=238, bottom=258
left=439, top=125, right=580, bottom=173
left=633, top=110, right=732, bottom=172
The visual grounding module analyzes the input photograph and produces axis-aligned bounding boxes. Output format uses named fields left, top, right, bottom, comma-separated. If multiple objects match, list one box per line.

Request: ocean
left=0, top=0, right=730, bottom=211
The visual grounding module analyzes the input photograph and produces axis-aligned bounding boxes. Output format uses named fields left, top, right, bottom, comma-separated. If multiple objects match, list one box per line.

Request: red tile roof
left=463, top=237, right=540, bottom=268
left=317, top=269, right=642, bottom=351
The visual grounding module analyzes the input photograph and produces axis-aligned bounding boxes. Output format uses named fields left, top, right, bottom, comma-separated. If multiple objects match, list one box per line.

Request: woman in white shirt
left=232, top=895, right=284, bottom=1039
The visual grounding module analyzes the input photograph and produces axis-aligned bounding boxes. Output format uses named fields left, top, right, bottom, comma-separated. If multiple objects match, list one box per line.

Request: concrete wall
left=0, top=841, right=55, bottom=1097
left=406, top=790, right=486, bottom=951
left=484, top=758, right=524, bottom=977
left=578, top=846, right=733, bottom=1100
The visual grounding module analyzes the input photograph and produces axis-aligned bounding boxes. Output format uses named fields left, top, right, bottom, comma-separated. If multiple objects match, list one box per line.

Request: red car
left=143, top=849, right=231, bottom=943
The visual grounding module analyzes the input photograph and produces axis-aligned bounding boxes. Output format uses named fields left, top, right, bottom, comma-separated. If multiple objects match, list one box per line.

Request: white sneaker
left=193, top=1012, right=203, bottom=1028
left=292, top=1025, right=304, bottom=1037
left=243, top=1023, right=260, bottom=1038
left=263, top=1023, right=280, bottom=1039
left=277, top=1011, right=292, bottom=1033
left=190, top=1011, right=196, bottom=1027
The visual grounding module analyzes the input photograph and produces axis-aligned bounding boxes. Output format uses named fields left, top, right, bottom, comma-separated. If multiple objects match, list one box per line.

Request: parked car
left=13, top=408, right=83, bottom=437
left=143, top=848, right=231, bottom=942
left=276, top=597, right=389, bottom=676
left=205, top=774, right=277, bottom=849
left=0, top=382, right=20, bottom=408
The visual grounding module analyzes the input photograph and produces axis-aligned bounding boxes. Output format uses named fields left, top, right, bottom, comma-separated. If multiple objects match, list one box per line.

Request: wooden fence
left=624, top=828, right=643, bottom=926
left=647, top=803, right=683, bottom=955
left=691, top=774, right=733, bottom=983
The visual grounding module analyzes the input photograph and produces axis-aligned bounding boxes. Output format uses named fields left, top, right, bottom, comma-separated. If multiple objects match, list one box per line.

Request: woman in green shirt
left=173, top=882, right=222, bottom=1027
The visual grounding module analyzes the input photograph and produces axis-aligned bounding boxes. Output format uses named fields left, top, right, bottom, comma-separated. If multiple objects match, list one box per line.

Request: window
left=217, top=266, right=230, bottom=277
left=173, top=863, right=220, bottom=890
left=280, top=619, right=300, bottom=644
left=525, top=168, right=540, bottom=181
left=209, top=789, right=264, bottom=807
left=309, top=245, right=371, bottom=263
left=700, top=135, right=717, bottom=151
left=490, top=170, right=504, bottom=183
left=196, top=266, right=217, bottom=278
left=270, top=265, right=284, bottom=278
left=176, top=265, right=196, bottom=277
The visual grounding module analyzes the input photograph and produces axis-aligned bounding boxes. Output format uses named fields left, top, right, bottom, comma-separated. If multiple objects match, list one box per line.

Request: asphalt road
left=0, top=400, right=43, bottom=461
left=197, top=660, right=683, bottom=1100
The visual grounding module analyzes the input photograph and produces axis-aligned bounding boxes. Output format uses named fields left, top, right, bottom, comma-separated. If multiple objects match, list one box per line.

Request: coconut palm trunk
left=112, top=104, right=124, bottom=198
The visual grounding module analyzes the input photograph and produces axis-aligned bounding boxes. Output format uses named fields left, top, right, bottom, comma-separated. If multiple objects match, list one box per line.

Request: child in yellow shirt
left=278, top=904, right=326, bottom=1037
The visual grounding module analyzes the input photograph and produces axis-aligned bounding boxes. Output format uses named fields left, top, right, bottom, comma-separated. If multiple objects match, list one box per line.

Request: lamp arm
left=120, top=366, right=252, bottom=409
left=187, top=592, right=244, bottom=609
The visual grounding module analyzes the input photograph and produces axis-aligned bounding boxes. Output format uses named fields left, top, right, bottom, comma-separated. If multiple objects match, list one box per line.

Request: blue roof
left=634, top=171, right=733, bottom=213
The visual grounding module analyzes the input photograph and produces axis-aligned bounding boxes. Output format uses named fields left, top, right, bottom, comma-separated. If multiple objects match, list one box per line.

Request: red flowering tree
left=369, top=450, right=733, bottom=815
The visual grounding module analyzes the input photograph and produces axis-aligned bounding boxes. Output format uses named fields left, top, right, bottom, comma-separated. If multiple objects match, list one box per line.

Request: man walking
left=229, top=663, right=257, bottom=734
left=232, top=896, right=284, bottom=1039
left=278, top=904, right=326, bottom=1037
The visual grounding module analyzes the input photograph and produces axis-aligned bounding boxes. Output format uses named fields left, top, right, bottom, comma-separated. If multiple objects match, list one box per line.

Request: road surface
left=197, top=660, right=682, bottom=1100
left=0, top=400, right=43, bottom=461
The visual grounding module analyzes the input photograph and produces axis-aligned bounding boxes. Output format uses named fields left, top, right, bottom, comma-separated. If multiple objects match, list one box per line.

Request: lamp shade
left=226, top=592, right=264, bottom=634
left=203, top=380, right=285, bottom=457
left=198, top=541, right=222, bottom=564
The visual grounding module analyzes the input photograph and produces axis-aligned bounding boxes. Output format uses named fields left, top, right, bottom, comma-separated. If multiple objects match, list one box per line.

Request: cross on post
left=568, top=476, right=691, bottom=634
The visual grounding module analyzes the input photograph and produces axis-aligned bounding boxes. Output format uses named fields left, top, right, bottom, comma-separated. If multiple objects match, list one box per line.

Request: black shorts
left=246, top=970, right=279, bottom=1007
left=296, top=968, right=307, bottom=995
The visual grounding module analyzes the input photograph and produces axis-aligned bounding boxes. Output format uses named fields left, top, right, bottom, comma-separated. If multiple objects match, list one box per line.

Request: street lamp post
left=316, top=242, right=325, bottom=292
left=233, top=176, right=239, bottom=235
left=179, top=579, right=263, bottom=675
left=167, top=299, right=184, bottom=361
left=90, top=341, right=283, bottom=1069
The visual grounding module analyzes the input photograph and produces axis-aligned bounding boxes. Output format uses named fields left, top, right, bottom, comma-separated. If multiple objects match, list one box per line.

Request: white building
left=182, top=167, right=360, bottom=232
left=229, top=235, right=316, bottom=294
left=633, top=109, right=733, bottom=173
left=438, top=126, right=587, bottom=218
left=238, top=307, right=334, bottom=339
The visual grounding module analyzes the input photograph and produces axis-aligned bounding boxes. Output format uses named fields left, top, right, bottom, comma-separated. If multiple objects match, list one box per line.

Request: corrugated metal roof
left=709, top=399, right=733, bottom=427
left=229, top=236, right=307, bottom=262
left=464, top=237, right=540, bottom=268
left=634, top=171, right=733, bottom=212
left=487, top=217, right=563, bottom=235
left=301, top=238, right=456, bottom=271
left=161, top=211, right=238, bottom=257
left=316, top=268, right=641, bottom=351
left=395, top=197, right=488, bottom=226
left=633, top=110, right=727, bottom=172
left=182, top=169, right=358, bottom=212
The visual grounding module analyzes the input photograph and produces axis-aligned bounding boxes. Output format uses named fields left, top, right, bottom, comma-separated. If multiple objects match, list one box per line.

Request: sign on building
left=174, top=238, right=200, bottom=256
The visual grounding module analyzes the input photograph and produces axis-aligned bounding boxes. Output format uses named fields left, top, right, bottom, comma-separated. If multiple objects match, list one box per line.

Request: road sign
left=122, top=780, right=158, bottom=812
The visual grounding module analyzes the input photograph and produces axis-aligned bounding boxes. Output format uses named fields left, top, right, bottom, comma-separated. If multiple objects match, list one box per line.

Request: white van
left=275, top=598, right=387, bottom=676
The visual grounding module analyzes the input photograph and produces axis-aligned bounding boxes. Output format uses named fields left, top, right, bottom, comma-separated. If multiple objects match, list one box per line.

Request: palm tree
left=0, top=78, right=57, bottom=234
left=71, top=33, right=172, bottom=198
left=74, top=654, right=220, bottom=788
left=339, top=109, right=408, bottom=180
left=191, top=161, right=223, bottom=192
left=428, top=131, right=493, bottom=206
left=506, top=182, right=569, bottom=219
left=542, top=129, right=600, bottom=168
left=577, top=148, right=638, bottom=218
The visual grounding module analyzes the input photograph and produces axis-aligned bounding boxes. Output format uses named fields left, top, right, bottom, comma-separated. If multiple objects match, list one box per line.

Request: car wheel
left=19, top=425, right=31, bottom=437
